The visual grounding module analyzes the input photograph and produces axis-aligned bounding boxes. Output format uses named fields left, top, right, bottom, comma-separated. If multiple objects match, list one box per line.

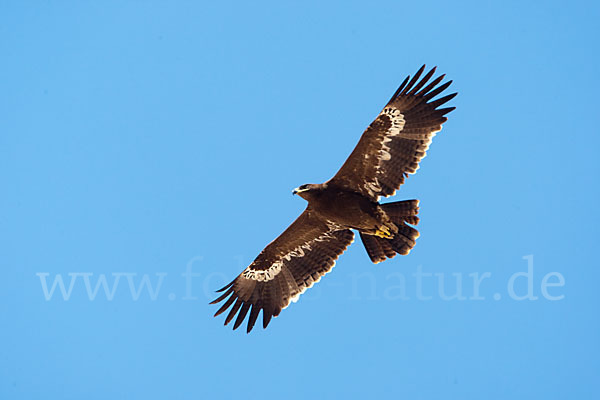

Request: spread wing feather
left=329, top=65, right=457, bottom=200
left=210, top=209, right=354, bottom=333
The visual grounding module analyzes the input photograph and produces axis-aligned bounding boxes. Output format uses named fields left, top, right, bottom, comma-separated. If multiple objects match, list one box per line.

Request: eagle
left=211, top=65, right=456, bottom=333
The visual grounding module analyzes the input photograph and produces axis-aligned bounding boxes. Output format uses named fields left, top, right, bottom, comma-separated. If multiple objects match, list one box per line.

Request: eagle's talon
left=375, top=227, right=393, bottom=239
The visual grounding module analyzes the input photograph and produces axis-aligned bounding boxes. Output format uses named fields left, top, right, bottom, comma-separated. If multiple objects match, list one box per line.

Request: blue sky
left=2, top=1, right=599, bottom=399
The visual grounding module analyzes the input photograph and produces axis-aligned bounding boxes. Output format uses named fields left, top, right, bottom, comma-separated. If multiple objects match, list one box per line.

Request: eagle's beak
left=292, top=188, right=298, bottom=196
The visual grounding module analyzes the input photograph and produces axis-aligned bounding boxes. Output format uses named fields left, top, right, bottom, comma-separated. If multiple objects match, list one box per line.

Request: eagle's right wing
left=210, top=209, right=354, bottom=333
left=328, top=65, right=456, bottom=200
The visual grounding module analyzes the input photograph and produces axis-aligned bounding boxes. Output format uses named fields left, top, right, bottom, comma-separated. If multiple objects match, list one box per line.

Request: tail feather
left=380, top=199, right=420, bottom=220
left=360, top=200, right=420, bottom=264
left=360, top=233, right=396, bottom=262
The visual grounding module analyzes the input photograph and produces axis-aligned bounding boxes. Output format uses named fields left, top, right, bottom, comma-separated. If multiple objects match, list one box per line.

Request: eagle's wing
left=328, top=65, right=457, bottom=200
left=210, top=209, right=354, bottom=333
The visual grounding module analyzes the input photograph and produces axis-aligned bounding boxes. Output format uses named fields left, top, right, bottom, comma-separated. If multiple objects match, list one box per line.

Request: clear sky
left=2, top=1, right=599, bottom=399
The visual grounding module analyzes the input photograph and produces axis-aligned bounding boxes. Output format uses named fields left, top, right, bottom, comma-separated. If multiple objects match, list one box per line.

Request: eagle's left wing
left=328, top=65, right=457, bottom=200
left=210, top=209, right=354, bottom=333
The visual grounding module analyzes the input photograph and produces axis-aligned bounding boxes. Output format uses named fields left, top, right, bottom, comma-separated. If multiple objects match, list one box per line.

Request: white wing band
left=363, top=106, right=405, bottom=198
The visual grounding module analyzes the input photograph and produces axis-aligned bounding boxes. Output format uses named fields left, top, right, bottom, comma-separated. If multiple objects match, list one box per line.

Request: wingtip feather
left=224, top=298, right=243, bottom=326
left=246, top=305, right=260, bottom=333
left=390, top=75, right=411, bottom=102
left=209, top=287, right=233, bottom=305
left=215, top=281, right=234, bottom=293
left=263, top=311, right=273, bottom=329
left=401, top=65, right=426, bottom=95
left=233, top=303, right=251, bottom=330
left=213, top=293, right=236, bottom=316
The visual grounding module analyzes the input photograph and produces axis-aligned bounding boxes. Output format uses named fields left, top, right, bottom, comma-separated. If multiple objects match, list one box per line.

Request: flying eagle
left=211, top=65, right=456, bottom=332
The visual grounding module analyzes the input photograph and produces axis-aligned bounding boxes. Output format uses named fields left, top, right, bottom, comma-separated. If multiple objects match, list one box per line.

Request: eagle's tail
left=360, top=200, right=420, bottom=264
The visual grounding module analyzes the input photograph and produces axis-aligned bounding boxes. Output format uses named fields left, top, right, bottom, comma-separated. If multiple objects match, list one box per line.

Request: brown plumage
left=211, top=65, right=456, bottom=332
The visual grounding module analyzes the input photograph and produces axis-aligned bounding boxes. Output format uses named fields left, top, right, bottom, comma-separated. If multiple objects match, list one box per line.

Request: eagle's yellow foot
left=375, top=226, right=393, bottom=239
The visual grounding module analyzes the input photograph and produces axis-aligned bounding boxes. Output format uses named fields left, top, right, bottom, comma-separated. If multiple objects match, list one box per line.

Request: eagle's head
left=292, top=183, right=325, bottom=200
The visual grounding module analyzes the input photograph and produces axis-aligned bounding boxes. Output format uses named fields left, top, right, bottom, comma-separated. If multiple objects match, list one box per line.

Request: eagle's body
left=211, top=66, right=457, bottom=332
left=296, top=183, right=392, bottom=236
